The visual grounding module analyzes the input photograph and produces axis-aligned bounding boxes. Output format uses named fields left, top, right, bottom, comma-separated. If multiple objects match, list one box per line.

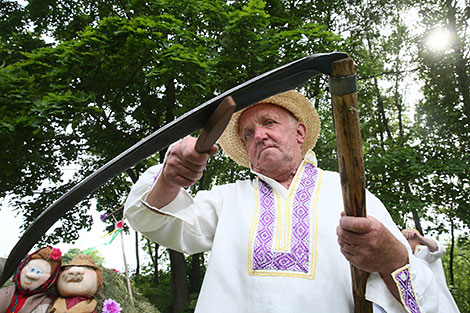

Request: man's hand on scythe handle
left=330, top=58, right=373, bottom=313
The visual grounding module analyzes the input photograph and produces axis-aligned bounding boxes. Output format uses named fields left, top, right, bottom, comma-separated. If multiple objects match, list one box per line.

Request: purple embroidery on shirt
left=152, top=168, right=163, bottom=186
left=252, top=163, right=318, bottom=273
left=394, top=267, right=422, bottom=313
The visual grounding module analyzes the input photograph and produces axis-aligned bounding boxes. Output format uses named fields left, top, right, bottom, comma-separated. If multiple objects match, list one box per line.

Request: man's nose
left=253, top=126, right=268, bottom=142
left=68, top=266, right=85, bottom=275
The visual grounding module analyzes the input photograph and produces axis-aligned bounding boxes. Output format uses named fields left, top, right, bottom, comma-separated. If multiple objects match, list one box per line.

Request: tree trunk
left=190, top=253, right=202, bottom=293
left=406, top=183, right=424, bottom=235
left=393, top=53, right=403, bottom=140
left=169, top=249, right=189, bottom=313
left=373, top=77, right=393, bottom=141
left=411, top=207, right=424, bottom=236
left=127, top=168, right=141, bottom=276
left=165, top=76, right=176, bottom=123
left=154, top=146, right=168, bottom=289
left=449, top=217, right=455, bottom=286
left=365, top=34, right=393, bottom=143
left=135, top=231, right=140, bottom=276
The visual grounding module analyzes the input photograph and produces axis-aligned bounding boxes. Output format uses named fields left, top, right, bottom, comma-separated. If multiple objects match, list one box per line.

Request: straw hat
left=218, top=90, right=321, bottom=167
left=65, top=254, right=100, bottom=270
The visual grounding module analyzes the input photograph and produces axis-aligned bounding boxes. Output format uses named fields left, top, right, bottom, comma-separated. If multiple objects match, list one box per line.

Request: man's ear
left=296, top=122, right=307, bottom=144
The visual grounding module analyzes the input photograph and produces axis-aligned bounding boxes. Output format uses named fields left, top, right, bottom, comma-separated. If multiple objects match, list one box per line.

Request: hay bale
left=95, top=268, right=161, bottom=313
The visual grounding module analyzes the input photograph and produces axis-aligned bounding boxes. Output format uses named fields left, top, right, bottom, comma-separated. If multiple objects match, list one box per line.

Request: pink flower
left=116, top=221, right=124, bottom=229
left=110, top=268, right=120, bottom=274
left=102, top=299, right=122, bottom=313
left=50, top=248, right=62, bottom=260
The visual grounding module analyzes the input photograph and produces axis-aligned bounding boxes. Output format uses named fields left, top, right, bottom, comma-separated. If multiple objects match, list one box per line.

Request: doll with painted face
left=49, top=254, right=102, bottom=313
left=0, top=246, right=62, bottom=313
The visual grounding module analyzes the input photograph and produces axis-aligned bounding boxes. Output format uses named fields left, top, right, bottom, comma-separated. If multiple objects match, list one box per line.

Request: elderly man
left=125, top=90, right=441, bottom=312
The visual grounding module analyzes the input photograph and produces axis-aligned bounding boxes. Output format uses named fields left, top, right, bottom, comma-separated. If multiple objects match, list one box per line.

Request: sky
left=0, top=195, right=148, bottom=273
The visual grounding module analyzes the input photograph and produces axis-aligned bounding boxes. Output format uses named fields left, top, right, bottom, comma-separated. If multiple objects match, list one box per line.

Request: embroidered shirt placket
left=249, top=161, right=320, bottom=278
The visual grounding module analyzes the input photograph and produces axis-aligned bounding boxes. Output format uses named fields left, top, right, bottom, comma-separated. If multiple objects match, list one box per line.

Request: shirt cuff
left=392, top=265, right=423, bottom=313
left=366, top=249, right=436, bottom=313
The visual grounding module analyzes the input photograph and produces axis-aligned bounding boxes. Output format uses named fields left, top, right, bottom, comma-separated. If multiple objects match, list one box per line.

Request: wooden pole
left=330, top=57, right=373, bottom=313
left=111, top=214, right=135, bottom=306
left=120, top=226, right=135, bottom=306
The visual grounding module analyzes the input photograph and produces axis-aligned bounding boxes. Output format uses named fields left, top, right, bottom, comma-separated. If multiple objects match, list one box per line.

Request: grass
left=94, top=267, right=161, bottom=313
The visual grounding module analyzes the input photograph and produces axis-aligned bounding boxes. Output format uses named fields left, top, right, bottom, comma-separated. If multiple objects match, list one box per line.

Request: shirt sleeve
left=364, top=191, right=439, bottom=313
left=416, top=241, right=446, bottom=264
left=124, top=164, right=223, bottom=255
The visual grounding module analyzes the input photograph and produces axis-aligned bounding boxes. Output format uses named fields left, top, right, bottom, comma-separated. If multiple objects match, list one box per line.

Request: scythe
left=1, top=52, right=372, bottom=313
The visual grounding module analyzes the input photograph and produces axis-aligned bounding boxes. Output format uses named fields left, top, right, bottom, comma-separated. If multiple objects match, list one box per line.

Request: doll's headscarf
left=13, top=246, right=62, bottom=296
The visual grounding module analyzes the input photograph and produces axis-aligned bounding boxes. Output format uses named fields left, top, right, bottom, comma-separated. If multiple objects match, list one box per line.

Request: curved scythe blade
left=1, top=52, right=348, bottom=286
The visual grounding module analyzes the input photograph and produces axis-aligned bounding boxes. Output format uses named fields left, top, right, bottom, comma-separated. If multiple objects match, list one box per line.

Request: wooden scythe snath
left=330, top=58, right=373, bottom=313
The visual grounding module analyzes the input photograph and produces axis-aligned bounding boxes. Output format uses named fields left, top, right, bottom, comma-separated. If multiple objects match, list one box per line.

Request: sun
left=426, top=29, right=452, bottom=51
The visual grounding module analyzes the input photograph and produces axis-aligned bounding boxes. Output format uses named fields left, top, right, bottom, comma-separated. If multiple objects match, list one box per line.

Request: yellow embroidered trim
left=311, top=169, right=322, bottom=279
left=248, top=184, right=261, bottom=274
left=274, top=161, right=306, bottom=251
left=274, top=189, right=288, bottom=251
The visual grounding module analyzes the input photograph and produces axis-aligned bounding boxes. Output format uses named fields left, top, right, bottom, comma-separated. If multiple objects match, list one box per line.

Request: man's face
left=57, top=265, right=98, bottom=297
left=20, top=259, right=51, bottom=291
left=238, top=103, right=306, bottom=178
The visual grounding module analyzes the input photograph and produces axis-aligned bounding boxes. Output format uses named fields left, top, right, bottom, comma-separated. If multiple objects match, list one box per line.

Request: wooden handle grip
left=195, top=96, right=236, bottom=153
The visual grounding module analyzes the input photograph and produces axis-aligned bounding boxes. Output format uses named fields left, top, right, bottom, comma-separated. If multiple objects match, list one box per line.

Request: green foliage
left=96, top=267, right=161, bottom=313
left=441, top=237, right=470, bottom=312
left=62, top=248, right=105, bottom=266
left=132, top=267, right=173, bottom=313
left=365, top=140, right=432, bottom=224
left=133, top=252, right=207, bottom=313
left=0, top=1, right=46, bottom=65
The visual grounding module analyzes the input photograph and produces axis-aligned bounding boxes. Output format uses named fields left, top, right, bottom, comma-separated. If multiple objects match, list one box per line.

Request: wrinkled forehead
left=237, top=103, right=297, bottom=132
